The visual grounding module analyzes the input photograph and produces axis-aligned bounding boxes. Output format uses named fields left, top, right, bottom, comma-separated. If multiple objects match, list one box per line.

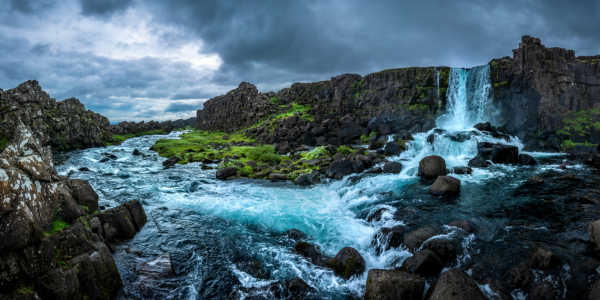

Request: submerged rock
left=529, top=246, right=559, bottom=269
left=324, top=247, right=366, bottom=279
left=503, top=261, right=533, bottom=291
left=294, top=242, right=324, bottom=266
left=418, top=155, right=447, bottom=178
left=519, top=153, right=536, bottom=165
left=468, top=155, right=490, bottom=168
left=364, top=269, right=424, bottom=300
left=286, top=229, right=307, bottom=241
left=372, top=225, right=407, bottom=253
left=367, top=208, right=389, bottom=222
left=425, top=268, right=487, bottom=300
left=448, top=220, right=472, bottom=232
left=453, top=166, right=472, bottom=174
left=135, top=254, right=175, bottom=283
left=429, top=176, right=460, bottom=196
left=527, top=176, right=544, bottom=185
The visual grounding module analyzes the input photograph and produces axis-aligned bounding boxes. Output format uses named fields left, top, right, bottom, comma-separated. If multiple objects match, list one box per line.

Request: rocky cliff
left=0, top=121, right=147, bottom=299
left=490, top=35, right=600, bottom=152
left=0, top=80, right=113, bottom=151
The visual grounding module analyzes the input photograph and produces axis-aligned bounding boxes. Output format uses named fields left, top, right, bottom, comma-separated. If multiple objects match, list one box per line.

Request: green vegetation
left=303, top=146, right=330, bottom=160
left=246, top=145, right=280, bottom=164
left=493, top=81, right=508, bottom=88
left=406, top=104, right=428, bottom=111
left=359, top=131, right=377, bottom=143
left=46, top=218, right=68, bottom=236
left=556, top=108, right=600, bottom=137
left=15, top=281, right=34, bottom=295
left=112, top=129, right=167, bottom=144
left=336, top=145, right=356, bottom=155
left=270, top=97, right=279, bottom=104
left=0, top=138, right=8, bottom=151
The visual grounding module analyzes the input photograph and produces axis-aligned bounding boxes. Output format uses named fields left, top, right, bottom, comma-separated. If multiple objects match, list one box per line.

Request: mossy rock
left=324, top=247, right=366, bottom=279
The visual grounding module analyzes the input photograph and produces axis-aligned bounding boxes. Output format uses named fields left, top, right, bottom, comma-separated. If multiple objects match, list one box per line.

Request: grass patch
left=112, top=129, right=168, bottom=143
left=45, top=218, right=68, bottom=236
left=270, top=97, right=279, bottom=104
left=246, top=145, right=280, bottom=164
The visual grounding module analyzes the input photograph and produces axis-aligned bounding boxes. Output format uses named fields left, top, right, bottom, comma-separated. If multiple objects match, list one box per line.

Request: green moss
left=336, top=145, right=356, bottom=155
left=15, top=281, right=34, bottom=295
left=0, top=138, right=8, bottom=151
left=246, top=145, right=280, bottom=164
left=493, top=81, right=508, bottom=88
left=45, top=218, right=68, bottom=236
left=303, top=146, right=330, bottom=160
left=270, top=97, right=278, bottom=104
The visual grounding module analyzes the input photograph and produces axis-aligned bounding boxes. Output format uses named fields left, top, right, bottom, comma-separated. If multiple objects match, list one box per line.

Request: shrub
left=246, top=145, right=280, bottom=163
left=304, top=146, right=330, bottom=160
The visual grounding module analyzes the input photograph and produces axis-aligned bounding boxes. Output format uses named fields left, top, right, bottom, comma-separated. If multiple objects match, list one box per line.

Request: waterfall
left=437, top=65, right=492, bottom=131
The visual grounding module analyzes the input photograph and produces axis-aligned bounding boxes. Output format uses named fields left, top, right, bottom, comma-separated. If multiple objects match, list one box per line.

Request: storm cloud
left=1, top=0, right=599, bottom=122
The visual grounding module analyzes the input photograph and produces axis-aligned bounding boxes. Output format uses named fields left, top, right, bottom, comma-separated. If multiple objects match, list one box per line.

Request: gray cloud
left=1, top=0, right=599, bottom=122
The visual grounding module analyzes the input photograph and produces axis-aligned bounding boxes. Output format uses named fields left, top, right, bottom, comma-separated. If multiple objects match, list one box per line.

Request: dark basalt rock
left=588, top=219, right=600, bottom=254
left=324, top=247, right=366, bottom=279
left=69, top=179, right=99, bottom=213
left=418, top=155, right=447, bottom=178
left=503, top=261, right=533, bottom=290
left=367, top=208, right=389, bottom=222
left=527, top=176, right=544, bottom=185
left=401, top=249, right=444, bottom=278
left=588, top=279, right=600, bottom=300
left=295, top=172, right=320, bottom=186
left=135, top=254, right=176, bottom=283
left=123, top=200, right=147, bottom=230
left=327, top=160, right=353, bottom=180
left=287, top=277, right=314, bottom=299
left=216, top=167, right=238, bottom=180
left=453, top=166, right=472, bottom=174
left=423, top=239, right=456, bottom=262
left=477, top=142, right=519, bottom=164
left=519, top=153, right=536, bottom=165
left=425, top=268, right=487, bottom=300
left=162, top=156, right=180, bottom=167
left=429, top=176, right=460, bottom=196
left=448, top=220, right=472, bottom=232
left=270, top=173, right=288, bottom=181
left=372, top=225, right=407, bottom=253
left=382, top=161, right=402, bottom=174
left=528, top=279, right=559, bottom=300
left=132, top=149, right=141, bottom=156
left=384, top=142, right=401, bottom=156
left=294, top=242, right=324, bottom=266
left=286, top=229, right=307, bottom=241
left=468, top=155, right=490, bottom=168
left=96, top=205, right=137, bottom=240
left=364, top=269, right=424, bottom=300
left=403, top=226, right=441, bottom=251
left=529, top=246, right=558, bottom=270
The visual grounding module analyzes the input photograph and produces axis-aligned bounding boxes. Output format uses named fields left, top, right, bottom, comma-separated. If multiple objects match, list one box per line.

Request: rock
left=426, top=134, right=435, bottom=143
left=287, top=277, right=314, bottom=299
left=395, top=130, right=414, bottom=141
left=216, top=167, right=238, bottom=180
left=294, top=242, right=324, bottom=266
left=269, top=173, right=288, bottom=181
left=78, top=167, right=90, bottom=171
left=423, top=239, right=456, bottom=262
left=286, top=229, right=307, bottom=241
left=135, top=254, right=175, bottom=283
left=295, top=172, right=320, bottom=186
left=366, top=167, right=383, bottom=174
left=519, top=153, right=536, bottom=165
left=425, top=268, right=487, bottom=300
left=528, top=279, right=558, bottom=300
left=448, top=220, right=472, bottom=233
left=122, top=200, right=147, bottom=230
left=560, top=173, right=582, bottom=180
left=34, top=267, right=81, bottom=300
left=384, top=142, right=401, bottom=156
left=588, top=279, right=600, bottom=300
left=235, top=260, right=269, bottom=280
left=351, top=160, right=365, bottom=173
left=327, top=160, right=353, bottom=180
left=132, top=149, right=141, bottom=156
left=333, top=152, right=346, bottom=162
left=369, top=141, right=383, bottom=150
left=527, top=176, right=544, bottom=185
left=503, top=261, right=533, bottom=290
left=96, top=206, right=137, bottom=239
left=468, top=155, right=489, bottom=168
left=367, top=208, right=389, bottom=222
left=529, top=247, right=558, bottom=270
left=403, top=226, right=441, bottom=251
left=324, top=247, right=366, bottom=279
left=429, top=176, right=460, bottom=196
left=162, top=156, right=180, bottom=167
left=102, top=153, right=117, bottom=159
left=100, top=157, right=110, bottom=163
left=476, top=142, right=519, bottom=164
left=453, top=166, right=472, bottom=174
left=588, top=220, right=600, bottom=254
left=401, top=249, right=444, bottom=278
left=69, top=179, right=99, bottom=213
left=382, top=161, right=402, bottom=174
left=372, top=225, right=407, bottom=252
left=418, top=155, right=447, bottom=178
left=364, top=269, right=424, bottom=300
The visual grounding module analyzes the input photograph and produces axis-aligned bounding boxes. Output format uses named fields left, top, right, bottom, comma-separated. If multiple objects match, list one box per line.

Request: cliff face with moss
left=0, top=80, right=113, bottom=151
left=490, top=35, right=600, bottom=152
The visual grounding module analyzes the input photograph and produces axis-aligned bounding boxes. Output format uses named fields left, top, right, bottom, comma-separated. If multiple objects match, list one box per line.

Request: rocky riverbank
left=0, top=122, right=147, bottom=299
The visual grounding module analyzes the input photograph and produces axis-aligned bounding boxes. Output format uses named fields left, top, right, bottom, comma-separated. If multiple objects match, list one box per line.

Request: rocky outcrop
left=0, top=122, right=146, bottom=299
left=0, top=80, right=113, bottom=151
left=489, top=35, right=600, bottom=152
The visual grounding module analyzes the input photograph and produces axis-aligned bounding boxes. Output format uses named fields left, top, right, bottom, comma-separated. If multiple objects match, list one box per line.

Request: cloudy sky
left=1, top=0, right=599, bottom=122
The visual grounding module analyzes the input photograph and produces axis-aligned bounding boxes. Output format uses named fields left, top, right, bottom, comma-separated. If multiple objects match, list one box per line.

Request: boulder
left=135, top=254, right=175, bottom=283
left=367, top=208, right=389, bottom=222
left=372, top=225, right=407, bottom=252
left=448, top=220, right=472, bottom=233
left=425, top=268, right=487, bottom=300
left=423, top=239, right=456, bottom=262
left=34, top=267, right=81, bottom=300
left=294, top=242, right=324, bottom=266
left=426, top=134, right=435, bottom=144
left=588, top=279, right=600, bottom=300
left=403, top=226, right=441, bottom=251
left=588, top=220, right=600, bottom=253
left=96, top=206, right=137, bottom=239
left=453, top=166, right=472, bottom=174
left=295, top=172, right=320, bottom=186
left=327, top=160, right=353, bottom=180
left=351, top=160, right=365, bottom=173
left=528, top=279, right=558, bottom=300
left=162, top=156, right=180, bottom=167
left=216, top=167, right=238, bottom=180
left=384, top=142, right=401, bottom=156
left=468, top=155, right=489, bottom=168
left=287, top=277, right=314, bottom=299
left=69, top=179, right=99, bottom=213
left=132, top=149, right=141, bottom=156
left=527, top=176, right=544, bottom=185
left=560, top=173, right=582, bottom=180
left=286, top=229, right=307, bottom=241
left=477, top=142, right=519, bottom=164
left=324, top=247, right=366, bottom=279
left=122, top=200, right=147, bottom=230
left=364, top=269, right=424, bottom=300
left=333, top=152, right=346, bottom=162
left=529, top=246, right=558, bottom=270
left=429, top=176, right=460, bottom=196
left=382, top=161, right=403, bottom=174
left=418, top=155, right=447, bottom=178
left=519, top=153, right=536, bottom=165
left=401, top=249, right=444, bottom=278
left=395, top=130, right=414, bottom=141
left=269, top=173, right=288, bottom=181
left=503, top=261, right=533, bottom=290
left=369, top=141, right=383, bottom=150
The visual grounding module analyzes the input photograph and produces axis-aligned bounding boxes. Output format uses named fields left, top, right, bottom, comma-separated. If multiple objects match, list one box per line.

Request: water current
left=55, top=66, right=600, bottom=299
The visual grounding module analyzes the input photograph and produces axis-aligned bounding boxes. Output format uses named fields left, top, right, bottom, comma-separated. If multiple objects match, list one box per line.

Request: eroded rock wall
left=490, top=35, right=600, bottom=152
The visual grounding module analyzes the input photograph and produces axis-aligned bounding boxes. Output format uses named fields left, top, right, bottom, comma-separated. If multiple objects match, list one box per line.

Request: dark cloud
left=1, top=0, right=599, bottom=122
left=165, top=101, right=204, bottom=112
left=78, top=0, right=133, bottom=17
